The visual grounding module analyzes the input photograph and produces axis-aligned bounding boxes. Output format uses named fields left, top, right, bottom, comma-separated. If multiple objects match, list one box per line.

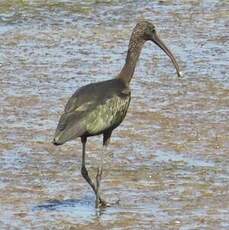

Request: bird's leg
left=95, top=131, right=112, bottom=208
left=81, top=138, right=96, bottom=192
left=80, top=137, right=105, bottom=205
left=95, top=145, right=106, bottom=208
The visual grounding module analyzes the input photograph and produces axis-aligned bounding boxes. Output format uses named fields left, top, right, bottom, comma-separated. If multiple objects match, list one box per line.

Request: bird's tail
left=52, top=112, right=85, bottom=145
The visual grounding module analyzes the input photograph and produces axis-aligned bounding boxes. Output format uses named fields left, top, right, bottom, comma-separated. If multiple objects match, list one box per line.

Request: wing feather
left=54, top=79, right=130, bottom=144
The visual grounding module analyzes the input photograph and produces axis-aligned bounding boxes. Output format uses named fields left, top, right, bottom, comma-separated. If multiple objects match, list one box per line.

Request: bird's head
left=133, top=20, right=182, bottom=77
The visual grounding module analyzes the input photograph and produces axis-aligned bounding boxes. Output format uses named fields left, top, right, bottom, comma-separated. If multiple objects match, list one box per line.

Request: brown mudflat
left=0, top=0, right=228, bottom=229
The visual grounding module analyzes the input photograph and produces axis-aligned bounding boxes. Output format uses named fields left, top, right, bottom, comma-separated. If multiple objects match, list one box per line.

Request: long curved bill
left=152, top=32, right=181, bottom=77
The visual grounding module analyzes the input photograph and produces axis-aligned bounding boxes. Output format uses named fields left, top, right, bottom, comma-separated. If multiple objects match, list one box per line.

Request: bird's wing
left=64, top=81, right=118, bottom=113
left=54, top=87, right=116, bottom=143
left=54, top=110, right=86, bottom=144
left=64, top=87, right=85, bottom=113
left=54, top=80, right=130, bottom=144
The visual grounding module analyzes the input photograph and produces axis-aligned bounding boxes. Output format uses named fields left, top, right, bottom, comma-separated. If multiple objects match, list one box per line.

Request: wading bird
left=53, top=20, right=181, bottom=208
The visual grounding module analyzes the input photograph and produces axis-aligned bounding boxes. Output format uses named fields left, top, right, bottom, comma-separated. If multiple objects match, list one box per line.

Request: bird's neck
left=118, top=37, right=145, bottom=85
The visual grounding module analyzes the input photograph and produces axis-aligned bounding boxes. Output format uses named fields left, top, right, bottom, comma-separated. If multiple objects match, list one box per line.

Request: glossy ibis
left=53, top=20, right=181, bottom=208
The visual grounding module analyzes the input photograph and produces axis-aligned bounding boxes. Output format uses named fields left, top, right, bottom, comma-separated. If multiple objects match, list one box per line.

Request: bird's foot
left=98, top=198, right=109, bottom=208
left=97, top=198, right=120, bottom=208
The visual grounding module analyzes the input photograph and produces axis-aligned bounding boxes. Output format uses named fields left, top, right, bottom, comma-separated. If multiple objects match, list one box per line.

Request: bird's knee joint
left=96, top=172, right=102, bottom=181
left=81, top=166, right=88, bottom=176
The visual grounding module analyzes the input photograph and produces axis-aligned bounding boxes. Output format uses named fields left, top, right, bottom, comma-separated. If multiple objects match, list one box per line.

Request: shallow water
left=0, top=0, right=228, bottom=229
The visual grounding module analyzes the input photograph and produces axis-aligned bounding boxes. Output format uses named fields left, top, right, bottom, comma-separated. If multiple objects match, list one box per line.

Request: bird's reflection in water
left=33, top=196, right=116, bottom=220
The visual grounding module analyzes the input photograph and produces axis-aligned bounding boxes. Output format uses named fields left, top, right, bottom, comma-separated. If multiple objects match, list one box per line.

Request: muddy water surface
left=0, top=0, right=228, bottom=229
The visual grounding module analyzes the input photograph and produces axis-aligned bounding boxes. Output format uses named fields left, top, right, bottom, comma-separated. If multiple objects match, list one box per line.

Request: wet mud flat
left=0, top=0, right=228, bottom=229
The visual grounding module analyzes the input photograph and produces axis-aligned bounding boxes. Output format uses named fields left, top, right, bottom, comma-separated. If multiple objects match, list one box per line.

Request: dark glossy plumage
left=54, top=78, right=130, bottom=145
